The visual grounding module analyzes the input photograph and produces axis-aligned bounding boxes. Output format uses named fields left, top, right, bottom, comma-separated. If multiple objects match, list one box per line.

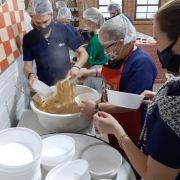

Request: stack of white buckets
left=0, top=127, right=42, bottom=180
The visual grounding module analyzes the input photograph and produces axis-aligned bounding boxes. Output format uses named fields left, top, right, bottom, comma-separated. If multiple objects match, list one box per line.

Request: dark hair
left=154, top=0, right=180, bottom=41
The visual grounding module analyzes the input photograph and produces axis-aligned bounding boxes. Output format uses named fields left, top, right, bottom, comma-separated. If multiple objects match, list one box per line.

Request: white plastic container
left=30, top=85, right=97, bottom=133
left=32, top=79, right=54, bottom=98
left=75, top=92, right=102, bottom=106
left=107, top=90, right=144, bottom=109
left=82, top=145, right=122, bottom=179
left=44, top=163, right=66, bottom=179
left=42, top=135, right=75, bottom=160
left=0, top=160, right=41, bottom=180
left=41, top=147, right=75, bottom=171
left=0, top=127, right=42, bottom=173
left=41, top=135, right=75, bottom=171
left=45, top=160, right=90, bottom=180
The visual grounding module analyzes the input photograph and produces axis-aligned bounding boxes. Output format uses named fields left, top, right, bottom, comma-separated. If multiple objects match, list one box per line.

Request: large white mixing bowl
left=30, top=85, right=98, bottom=133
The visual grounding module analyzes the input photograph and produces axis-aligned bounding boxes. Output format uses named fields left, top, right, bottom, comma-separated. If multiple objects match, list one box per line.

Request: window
left=98, top=0, right=123, bottom=18
left=135, top=0, right=161, bottom=20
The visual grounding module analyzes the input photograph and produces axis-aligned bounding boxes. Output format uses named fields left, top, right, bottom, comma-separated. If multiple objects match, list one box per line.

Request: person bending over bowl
left=93, top=0, right=180, bottom=179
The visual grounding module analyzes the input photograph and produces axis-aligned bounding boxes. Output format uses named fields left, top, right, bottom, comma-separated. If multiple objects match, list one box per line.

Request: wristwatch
left=94, top=102, right=99, bottom=114
left=27, top=73, right=34, bottom=79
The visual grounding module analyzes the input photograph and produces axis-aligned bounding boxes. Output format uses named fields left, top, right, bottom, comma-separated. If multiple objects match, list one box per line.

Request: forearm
left=88, top=68, right=102, bottom=77
left=75, top=48, right=88, bottom=68
left=99, top=102, right=136, bottom=113
left=115, top=127, right=148, bottom=179
left=23, top=62, right=33, bottom=78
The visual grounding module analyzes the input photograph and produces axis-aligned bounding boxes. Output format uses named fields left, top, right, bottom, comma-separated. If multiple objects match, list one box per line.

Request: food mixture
left=35, top=80, right=80, bottom=114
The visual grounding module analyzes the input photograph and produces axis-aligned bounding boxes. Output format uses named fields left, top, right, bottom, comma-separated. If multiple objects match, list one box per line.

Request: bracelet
left=73, top=65, right=80, bottom=70
left=95, top=69, right=98, bottom=77
left=118, top=134, right=128, bottom=150
left=94, top=102, right=99, bottom=114
left=27, top=73, right=34, bottom=79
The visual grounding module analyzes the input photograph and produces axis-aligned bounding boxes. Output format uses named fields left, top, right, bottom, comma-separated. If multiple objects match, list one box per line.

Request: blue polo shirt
left=66, top=24, right=81, bottom=40
left=142, top=81, right=180, bottom=180
left=107, top=47, right=157, bottom=129
left=23, top=22, right=82, bottom=86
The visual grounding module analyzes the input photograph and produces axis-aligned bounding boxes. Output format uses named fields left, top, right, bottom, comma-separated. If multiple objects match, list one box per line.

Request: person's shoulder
left=129, top=47, right=156, bottom=70
left=124, top=14, right=132, bottom=19
left=88, top=34, right=99, bottom=44
left=68, top=25, right=77, bottom=31
left=23, top=28, right=36, bottom=39
left=131, top=47, right=152, bottom=61
left=124, top=14, right=133, bottom=24
left=52, top=22, right=66, bottom=30
left=168, top=77, right=180, bottom=96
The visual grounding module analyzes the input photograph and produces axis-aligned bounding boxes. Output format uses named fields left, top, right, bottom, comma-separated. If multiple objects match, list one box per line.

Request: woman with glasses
left=77, top=14, right=157, bottom=155
left=93, top=0, right=180, bottom=179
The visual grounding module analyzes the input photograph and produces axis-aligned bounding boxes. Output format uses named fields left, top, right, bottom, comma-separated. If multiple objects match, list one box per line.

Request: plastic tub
left=42, top=135, right=75, bottom=160
left=32, top=79, right=54, bottom=98
left=30, top=85, right=97, bottom=133
left=41, top=147, right=75, bottom=171
left=45, top=160, right=90, bottom=180
left=75, top=92, right=102, bottom=106
left=82, top=145, right=122, bottom=179
left=107, top=90, right=144, bottom=109
left=0, top=127, right=42, bottom=173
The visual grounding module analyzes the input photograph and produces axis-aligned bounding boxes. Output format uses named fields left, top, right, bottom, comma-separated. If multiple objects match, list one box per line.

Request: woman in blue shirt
left=93, top=0, right=180, bottom=179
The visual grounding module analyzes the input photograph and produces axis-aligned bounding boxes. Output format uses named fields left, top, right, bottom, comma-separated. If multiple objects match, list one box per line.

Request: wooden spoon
left=15, top=86, right=39, bottom=104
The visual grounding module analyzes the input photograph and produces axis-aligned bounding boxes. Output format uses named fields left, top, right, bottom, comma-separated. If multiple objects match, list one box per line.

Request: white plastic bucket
left=0, top=127, right=42, bottom=173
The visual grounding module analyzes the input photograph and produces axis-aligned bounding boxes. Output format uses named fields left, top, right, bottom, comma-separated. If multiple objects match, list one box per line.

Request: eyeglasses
left=104, top=43, right=115, bottom=50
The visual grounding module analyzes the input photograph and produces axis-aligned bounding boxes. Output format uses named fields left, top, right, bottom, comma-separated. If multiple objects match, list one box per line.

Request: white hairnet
left=56, top=1, right=67, bottom=8
left=57, top=7, right=71, bottom=20
left=99, top=14, right=136, bottom=45
left=107, top=1, right=121, bottom=12
left=28, top=0, right=53, bottom=15
left=83, top=8, right=104, bottom=27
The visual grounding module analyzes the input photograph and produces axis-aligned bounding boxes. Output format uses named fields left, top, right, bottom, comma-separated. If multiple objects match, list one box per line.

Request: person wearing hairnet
left=93, top=1, right=180, bottom=179
left=77, top=15, right=157, bottom=153
left=82, top=8, right=108, bottom=94
left=57, top=7, right=80, bottom=39
left=107, top=1, right=133, bottom=25
left=56, top=1, right=66, bottom=10
left=23, top=0, right=88, bottom=90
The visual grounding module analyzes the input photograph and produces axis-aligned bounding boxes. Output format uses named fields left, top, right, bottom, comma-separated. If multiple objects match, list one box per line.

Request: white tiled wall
left=0, top=0, right=32, bottom=129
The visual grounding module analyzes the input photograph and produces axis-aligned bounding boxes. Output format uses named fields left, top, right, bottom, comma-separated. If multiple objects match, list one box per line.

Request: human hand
left=165, top=72, right=174, bottom=79
left=28, top=74, right=38, bottom=92
left=93, top=111, right=125, bottom=138
left=66, top=66, right=80, bottom=78
left=141, top=90, right=157, bottom=105
left=78, top=100, right=95, bottom=115
left=76, top=70, right=89, bottom=81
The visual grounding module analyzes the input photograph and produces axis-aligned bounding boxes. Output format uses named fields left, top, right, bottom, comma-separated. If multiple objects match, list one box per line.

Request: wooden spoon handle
left=15, top=86, right=39, bottom=104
